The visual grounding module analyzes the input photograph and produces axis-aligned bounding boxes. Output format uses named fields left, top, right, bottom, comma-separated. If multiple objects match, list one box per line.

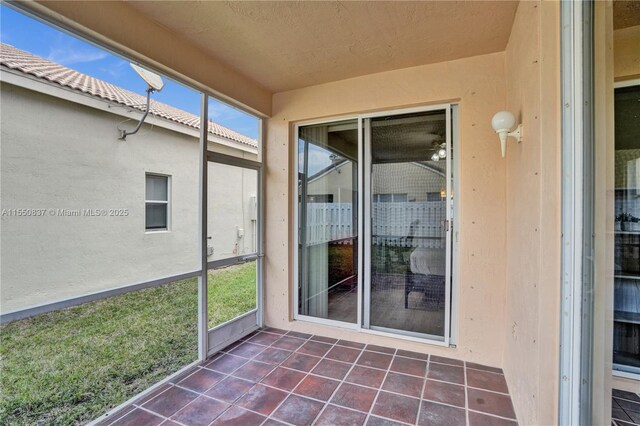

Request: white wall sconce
left=491, top=111, right=523, bottom=157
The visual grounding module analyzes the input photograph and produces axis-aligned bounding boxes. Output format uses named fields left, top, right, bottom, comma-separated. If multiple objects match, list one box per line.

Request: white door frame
left=204, top=150, right=264, bottom=356
left=293, top=104, right=457, bottom=347
left=559, top=0, right=595, bottom=424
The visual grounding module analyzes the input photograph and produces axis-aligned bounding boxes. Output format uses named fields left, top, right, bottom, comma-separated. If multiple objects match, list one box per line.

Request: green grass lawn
left=0, top=263, right=256, bottom=425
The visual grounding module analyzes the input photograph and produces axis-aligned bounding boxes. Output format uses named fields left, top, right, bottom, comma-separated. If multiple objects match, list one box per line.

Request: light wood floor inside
left=326, top=275, right=445, bottom=336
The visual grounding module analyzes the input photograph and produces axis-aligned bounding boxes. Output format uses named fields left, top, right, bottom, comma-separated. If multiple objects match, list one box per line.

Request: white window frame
left=293, top=104, right=459, bottom=347
left=144, top=173, right=171, bottom=232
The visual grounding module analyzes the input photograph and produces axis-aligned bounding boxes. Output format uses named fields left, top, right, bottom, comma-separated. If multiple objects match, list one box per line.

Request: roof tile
left=0, top=43, right=257, bottom=148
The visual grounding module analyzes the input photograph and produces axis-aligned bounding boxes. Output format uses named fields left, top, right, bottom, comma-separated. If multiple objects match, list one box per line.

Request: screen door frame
left=360, top=104, right=453, bottom=346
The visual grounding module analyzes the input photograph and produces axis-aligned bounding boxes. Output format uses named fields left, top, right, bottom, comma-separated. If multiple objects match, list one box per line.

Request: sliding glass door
left=364, top=109, right=451, bottom=340
left=296, top=106, right=454, bottom=343
left=297, top=119, right=359, bottom=324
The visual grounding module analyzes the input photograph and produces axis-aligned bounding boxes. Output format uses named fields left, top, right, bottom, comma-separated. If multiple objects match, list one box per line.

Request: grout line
left=109, top=330, right=522, bottom=426
left=613, top=396, right=640, bottom=405
left=467, top=408, right=519, bottom=422
left=415, top=353, right=430, bottom=424
left=363, top=347, right=397, bottom=425
left=465, top=384, right=511, bottom=396
left=464, top=361, right=470, bottom=426
left=269, top=333, right=341, bottom=425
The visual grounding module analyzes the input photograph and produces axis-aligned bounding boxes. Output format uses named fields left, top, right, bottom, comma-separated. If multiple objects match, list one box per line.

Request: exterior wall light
left=491, top=111, right=523, bottom=157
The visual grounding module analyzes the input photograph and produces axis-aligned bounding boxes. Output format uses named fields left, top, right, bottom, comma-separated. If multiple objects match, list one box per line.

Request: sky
left=0, top=5, right=259, bottom=140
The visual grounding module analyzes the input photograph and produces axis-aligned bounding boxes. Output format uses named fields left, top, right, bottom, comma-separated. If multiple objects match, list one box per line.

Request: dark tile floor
left=99, top=328, right=519, bottom=426
left=612, top=389, right=640, bottom=426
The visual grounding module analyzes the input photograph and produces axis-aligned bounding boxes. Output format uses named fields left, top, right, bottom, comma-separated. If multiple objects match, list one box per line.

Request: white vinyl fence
left=305, top=202, right=445, bottom=248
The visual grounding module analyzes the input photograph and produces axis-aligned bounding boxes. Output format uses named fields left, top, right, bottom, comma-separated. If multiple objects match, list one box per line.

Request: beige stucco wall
left=265, top=51, right=508, bottom=366
left=0, top=79, right=257, bottom=313
left=503, top=2, right=561, bottom=425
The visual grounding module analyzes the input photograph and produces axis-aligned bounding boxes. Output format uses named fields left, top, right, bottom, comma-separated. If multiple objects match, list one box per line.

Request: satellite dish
left=130, top=63, right=164, bottom=91
left=118, top=64, right=164, bottom=140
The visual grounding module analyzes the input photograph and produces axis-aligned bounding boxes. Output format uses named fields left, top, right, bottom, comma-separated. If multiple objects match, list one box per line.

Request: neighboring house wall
left=0, top=76, right=257, bottom=313
left=308, top=162, right=354, bottom=204
left=267, top=50, right=508, bottom=367
left=308, top=162, right=444, bottom=204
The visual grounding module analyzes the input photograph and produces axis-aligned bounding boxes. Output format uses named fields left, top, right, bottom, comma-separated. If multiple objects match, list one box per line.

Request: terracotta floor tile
left=221, top=340, right=243, bottom=352
left=427, top=362, right=465, bottom=385
left=390, top=356, right=427, bottom=377
left=254, top=347, right=292, bottom=365
left=101, top=333, right=523, bottom=426
left=466, top=362, right=503, bottom=374
left=248, top=332, right=282, bottom=346
left=241, top=330, right=260, bottom=340
left=331, top=383, right=378, bottom=412
left=326, top=346, right=361, bottom=363
left=235, top=384, right=288, bottom=416
left=365, top=416, right=406, bottom=426
left=297, top=340, right=333, bottom=357
left=170, top=395, right=228, bottom=426
left=616, top=397, right=640, bottom=413
left=232, top=360, right=274, bottom=382
left=468, top=388, right=516, bottom=419
left=205, top=354, right=248, bottom=374
left=371, top=391, right=420, bottom=424
left=396, top=349, right=429, bottom=361
left=98, top=406, right=134, bottom=425
left=262, top=419, right=288, bottom=426
left=272, top=336, right=307, bottom=351
left=382, top=372, right=424, bottom=398
left=211, top=406, right=266, bottom=426
left=613, top=390, right=640, bottom=403
left=311, top=335, right=338, bottom=344
left=422, top=379, right=465, bottom=407
left=143, top=386, right=199, bottom=417
left=417, top=400, right=466, bottom=426
left=430, top=355, right=463, bottom=367
left=356, top=351, right=393, bottom=370
left=312, top=359, right=353, bottom=380
left=287, top=331, right=312, bottom=339
left=337, top=339, right=366, bottom=349
left=205, top=376, right=254, bottom=403
left=315, top=404, right=367, bottom=426
left=366, top=344, right=396, bottom=354
left=466, top=368, right=509, bottom=393
left=229, top=342, right=265, bottom=359
left=345, top=365, right=387, bottom=388
left=281, top=353, right=321, bottom=372
left=177, top=368, right=225, bottom=393
left=294, top=375, right=340, bottom=401
left=272, top=395, right=324, bottom=426
left=612, top=406, right=633, bottom=423
left=469, top=411, right=518, bottom=426
left=110, top=409, right=163, bottom=426
left=134, top=384, right=172, bottom=406
left=261, top=367, right=306, bottom=391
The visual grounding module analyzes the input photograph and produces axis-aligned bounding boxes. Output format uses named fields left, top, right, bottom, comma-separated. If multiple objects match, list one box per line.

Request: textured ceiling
left=614, top=0, right=640, bottom=29
left=128, top=1, right=519, bottom=93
